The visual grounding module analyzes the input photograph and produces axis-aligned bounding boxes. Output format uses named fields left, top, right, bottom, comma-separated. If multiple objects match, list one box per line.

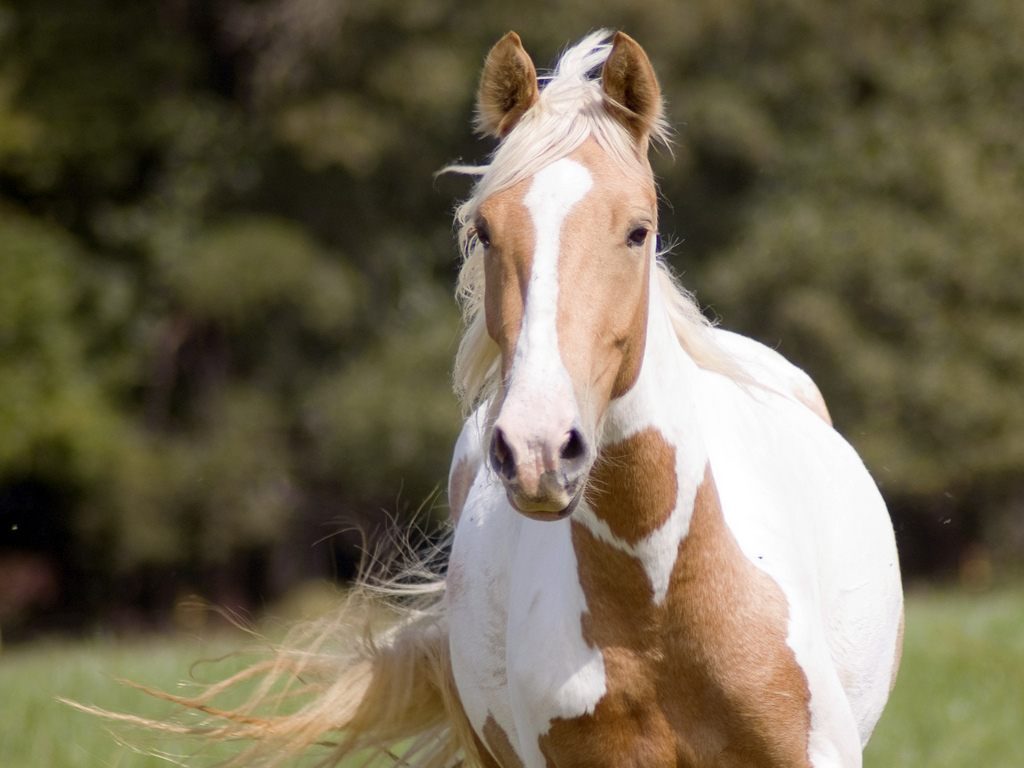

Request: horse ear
left=476, top=31, right=540, bottom=138
left=601, top=32, right=663, bottom=145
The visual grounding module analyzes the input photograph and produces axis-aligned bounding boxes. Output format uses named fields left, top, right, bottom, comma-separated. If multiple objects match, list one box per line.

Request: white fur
left=446, top=464, right=519, bottom=750
left=448, top=436, right=607, bottom=768
left=447, top=406, right=485, bottom=513
left=694, top=370, right=901, bottom=765
left=449, top=33, right=676, bottom=411
left=711, top=329, right=818, bottom=402
left=506, top=519, right=607, bottom=767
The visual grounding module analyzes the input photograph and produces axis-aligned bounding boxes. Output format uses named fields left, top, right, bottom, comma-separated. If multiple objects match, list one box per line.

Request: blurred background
left=0, top=1, right=1019, bottom=765
left=0, top=1, right=1022, bottom=762
left=2, top=0, right=1023, bottom=638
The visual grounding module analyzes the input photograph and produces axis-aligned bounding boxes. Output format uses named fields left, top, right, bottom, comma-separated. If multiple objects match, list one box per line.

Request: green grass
left=1, top=587, right=1022, bottom=767
left=864, top=586, right=1024, bottom=767
left=0, top=633, right=253, bottom=768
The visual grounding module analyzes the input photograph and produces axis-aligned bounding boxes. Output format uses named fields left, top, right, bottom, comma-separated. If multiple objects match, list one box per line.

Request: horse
left=441, top=31, right=903, bottom=768
left=90, top=30, right=902, bottom=768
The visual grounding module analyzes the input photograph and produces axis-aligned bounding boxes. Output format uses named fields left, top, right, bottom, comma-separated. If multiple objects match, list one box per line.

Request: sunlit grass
left=0, top=633, right=252, bottom=768
left=1, top=586, right=1021, bottom=767
left=865, top=585, right=1024, bottom=767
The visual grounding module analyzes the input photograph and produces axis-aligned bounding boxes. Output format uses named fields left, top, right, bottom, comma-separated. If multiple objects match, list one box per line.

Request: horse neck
left=576, top=277, right=712, bottom=605
left=601, top=272, right=708, bottom=470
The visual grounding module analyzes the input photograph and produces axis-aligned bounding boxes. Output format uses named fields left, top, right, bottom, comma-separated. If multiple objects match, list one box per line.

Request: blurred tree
left=1, top=0, right=1022, bottom=632
left=0, top=209, right=124, bottom=483
left=0, top=0, right=470, bottom=628
left=674, top=1, right=1024, bottom=574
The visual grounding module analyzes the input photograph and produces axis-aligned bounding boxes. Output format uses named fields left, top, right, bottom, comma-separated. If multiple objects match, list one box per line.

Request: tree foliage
left=0, top=0, right=1021, bottom=627
left=677, top=1, right=1024, bottom=570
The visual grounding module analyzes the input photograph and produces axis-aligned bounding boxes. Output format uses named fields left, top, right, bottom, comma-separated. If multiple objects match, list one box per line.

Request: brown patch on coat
left=539, top=465, right=812, bottom=768
left=553, top=141, right=655, bottom=406
left=472, top=731, right=502, bottom=768
left=482, top=713, right=525, bottom=768
left=448, top=455, right=478, bottom=525
left=585, top=428, right=677, bottom=545
left=479, top=176, right=534, bottom=378
left=478, top=138, right=656, bottom=430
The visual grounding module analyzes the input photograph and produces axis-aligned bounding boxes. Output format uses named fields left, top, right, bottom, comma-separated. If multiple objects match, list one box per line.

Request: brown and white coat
left=446, top=31, right=902, bottom=768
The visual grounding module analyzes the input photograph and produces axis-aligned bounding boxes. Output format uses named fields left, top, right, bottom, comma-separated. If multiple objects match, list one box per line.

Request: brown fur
left=79, top=31, right=830, bottom=768
left=474, top=732, right=504, bottom=768
left=477, top=32, right=540, bottom=137
left=556, top=141, right=654, bottom=403
left=538, top=455, right=812, bottom=768
left=601, top=32, right=664, bottom=146
left=586, top=427, right=678, bottom=545
left=480, top=177, right=533, bottom=377
left=475, top=34, right=663, bottom=431
left=480, top=140, right=656, bottom=427
left=483, top=713, right=525, bottom=768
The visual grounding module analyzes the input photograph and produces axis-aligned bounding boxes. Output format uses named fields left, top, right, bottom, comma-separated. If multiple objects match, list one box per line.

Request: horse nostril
left=560, top=428, right=588, bottom=464
left=490, top=427, right=517, bottom=481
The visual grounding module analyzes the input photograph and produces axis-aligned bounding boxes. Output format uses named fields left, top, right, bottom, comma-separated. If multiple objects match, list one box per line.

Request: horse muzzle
left=489, top=424, right=592, bottom=521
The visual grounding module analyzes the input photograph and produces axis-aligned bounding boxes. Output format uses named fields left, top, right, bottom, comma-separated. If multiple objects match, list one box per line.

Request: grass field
left=863, top=586, right=1024, bottom=767
left=1, top=586, right=1022, bottom=767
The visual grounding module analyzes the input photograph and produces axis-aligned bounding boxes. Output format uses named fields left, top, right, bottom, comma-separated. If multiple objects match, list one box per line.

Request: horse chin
left=508, top=486, right=584, bottom=522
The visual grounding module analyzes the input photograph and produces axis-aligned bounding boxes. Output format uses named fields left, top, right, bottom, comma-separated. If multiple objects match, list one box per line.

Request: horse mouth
left=507, top=485, right=585, bottom=521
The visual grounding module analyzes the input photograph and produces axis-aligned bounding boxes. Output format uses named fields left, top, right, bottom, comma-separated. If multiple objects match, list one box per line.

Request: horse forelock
left=447, top=31, right=740, bottom=413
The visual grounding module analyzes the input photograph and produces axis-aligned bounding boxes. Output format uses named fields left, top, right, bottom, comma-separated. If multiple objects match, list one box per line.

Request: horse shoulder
left=712, top=328, right=832, bottom=425
left=448, top=407, right=488, bottom=524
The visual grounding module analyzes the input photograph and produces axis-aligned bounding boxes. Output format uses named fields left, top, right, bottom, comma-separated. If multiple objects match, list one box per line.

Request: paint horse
left=442, top=31, right=903, bottom=768
left=126, top=30, right=902, bottom=768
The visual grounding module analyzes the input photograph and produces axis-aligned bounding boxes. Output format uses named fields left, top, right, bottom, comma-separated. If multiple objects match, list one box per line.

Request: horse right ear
left=476, top=31, right=539, bottom=138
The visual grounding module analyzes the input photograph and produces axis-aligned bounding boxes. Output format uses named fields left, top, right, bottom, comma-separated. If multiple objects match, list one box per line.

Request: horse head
left=466, top=32, right=665, bottom=520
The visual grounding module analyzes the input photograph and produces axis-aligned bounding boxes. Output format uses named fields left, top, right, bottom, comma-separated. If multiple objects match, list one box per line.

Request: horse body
left=446, top=31, right=901, bottom=768
left=448, top=257, right=901, bottom=768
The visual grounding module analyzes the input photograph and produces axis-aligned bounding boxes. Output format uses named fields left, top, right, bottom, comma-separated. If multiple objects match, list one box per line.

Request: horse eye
left=473, top=221, right=492, bottom=249
left=627, top=227, right=649, bottom=248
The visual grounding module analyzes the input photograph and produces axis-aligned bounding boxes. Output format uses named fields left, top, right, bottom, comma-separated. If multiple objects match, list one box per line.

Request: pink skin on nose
left=491, top=396, right=585, bottom=516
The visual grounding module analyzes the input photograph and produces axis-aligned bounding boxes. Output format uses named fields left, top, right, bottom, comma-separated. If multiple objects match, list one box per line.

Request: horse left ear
left=601, top=32, right=663, bottom=146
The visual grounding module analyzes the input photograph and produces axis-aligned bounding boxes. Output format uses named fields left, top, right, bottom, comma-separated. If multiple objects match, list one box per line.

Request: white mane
left=448, top=31, right=740, bottom=411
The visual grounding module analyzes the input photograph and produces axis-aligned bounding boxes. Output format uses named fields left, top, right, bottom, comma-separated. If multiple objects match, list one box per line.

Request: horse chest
left=451, top=461, right=813, bottom=768
left=534, top=465, right=814, bottom=768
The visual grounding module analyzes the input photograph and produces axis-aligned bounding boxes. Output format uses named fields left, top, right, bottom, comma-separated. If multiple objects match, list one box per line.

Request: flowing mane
left=446, top=31, right=740, bottom=411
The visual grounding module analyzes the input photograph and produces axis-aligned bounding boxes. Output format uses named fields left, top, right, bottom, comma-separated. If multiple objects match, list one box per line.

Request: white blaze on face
left=499, top=159, right=593, bottom=459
